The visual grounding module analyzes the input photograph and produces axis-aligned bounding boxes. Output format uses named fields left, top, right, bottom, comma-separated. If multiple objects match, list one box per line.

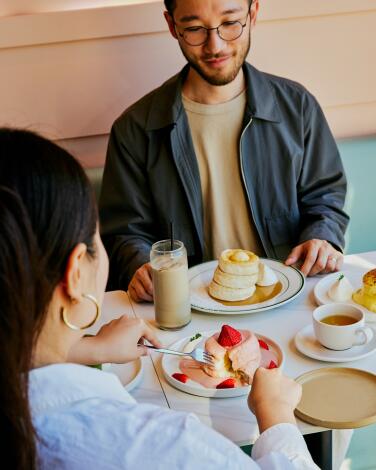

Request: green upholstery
left=84, top=135, right=376, bottom=255
left=337, top=137, right=376, bottom=254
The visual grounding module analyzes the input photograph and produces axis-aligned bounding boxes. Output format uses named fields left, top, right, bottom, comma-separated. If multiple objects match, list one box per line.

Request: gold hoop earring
left=61, top=294, right=101, bottom=331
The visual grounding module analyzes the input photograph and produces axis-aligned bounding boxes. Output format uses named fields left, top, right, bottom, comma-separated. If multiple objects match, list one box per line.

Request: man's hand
left=128, top=262, right=154, bottom=302
left=285, top=239, right=343, bottom=276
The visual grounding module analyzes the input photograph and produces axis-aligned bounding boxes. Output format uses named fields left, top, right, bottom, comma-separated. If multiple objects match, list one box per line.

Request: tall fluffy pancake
left=219, top=249, right=259, bottom=275
left=353, top=269, right=376, bottom=313
left=213, top=266, right=258, bottom=288
left=209, top=279, right=256, bottom=301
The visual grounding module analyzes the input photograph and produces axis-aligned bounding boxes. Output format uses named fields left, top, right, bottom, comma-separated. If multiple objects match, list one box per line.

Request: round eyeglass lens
left=218, top=22, right=243, bottom=41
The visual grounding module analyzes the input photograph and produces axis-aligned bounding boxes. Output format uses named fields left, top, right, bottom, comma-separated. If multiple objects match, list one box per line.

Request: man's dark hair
left=164, top=0, right=253, bottom=16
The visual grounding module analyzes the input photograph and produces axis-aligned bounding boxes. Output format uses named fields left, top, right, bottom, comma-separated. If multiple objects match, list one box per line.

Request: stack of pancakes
left=209, top=249, right=259, bottom=301
left=353, top=269, right=376, bottom=313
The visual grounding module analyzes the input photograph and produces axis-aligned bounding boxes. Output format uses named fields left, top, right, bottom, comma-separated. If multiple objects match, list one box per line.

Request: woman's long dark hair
left=0, top=128, right=97, bottom=469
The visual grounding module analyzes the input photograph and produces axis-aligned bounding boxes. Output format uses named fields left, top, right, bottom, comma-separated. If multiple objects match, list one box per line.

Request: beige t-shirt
left=183, top=91, right=264, bottom=261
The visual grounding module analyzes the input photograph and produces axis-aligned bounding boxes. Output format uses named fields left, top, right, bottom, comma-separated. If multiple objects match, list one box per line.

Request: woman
left=0, top=128, right=318, bottom=469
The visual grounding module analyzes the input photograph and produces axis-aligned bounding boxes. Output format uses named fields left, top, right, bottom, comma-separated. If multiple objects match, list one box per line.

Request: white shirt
left=29, top=364, right=319, bottom=469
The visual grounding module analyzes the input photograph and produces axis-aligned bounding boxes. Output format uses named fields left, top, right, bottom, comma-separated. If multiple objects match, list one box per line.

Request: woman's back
left=31, top=364, right=257, bottom=469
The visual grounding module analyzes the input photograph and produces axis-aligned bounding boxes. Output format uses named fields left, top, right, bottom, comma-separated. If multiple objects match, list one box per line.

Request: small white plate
left=162, top=331, right=284, bottom=398
left=189, top=259, right=304, bottom=315
left=294, top=324, right=376, bottom=362
left=313, top=271, right=376, bottom=323
left=102, top=358, right=144, bottom=392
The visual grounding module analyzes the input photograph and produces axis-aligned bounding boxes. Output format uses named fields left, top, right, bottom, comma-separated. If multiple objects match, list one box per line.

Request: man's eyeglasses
left=174, top=9, right=251, bottom=47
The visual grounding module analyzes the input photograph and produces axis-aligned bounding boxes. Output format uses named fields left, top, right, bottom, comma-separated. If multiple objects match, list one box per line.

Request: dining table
left=100, top=251, right=376, bottom=470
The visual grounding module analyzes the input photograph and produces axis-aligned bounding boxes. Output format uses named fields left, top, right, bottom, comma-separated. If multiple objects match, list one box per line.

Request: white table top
left=127, top=251, right=376, bottom=446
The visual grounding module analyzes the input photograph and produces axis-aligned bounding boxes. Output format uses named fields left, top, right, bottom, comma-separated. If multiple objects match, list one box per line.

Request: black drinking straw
left=170, top=221, right=174, bottom=251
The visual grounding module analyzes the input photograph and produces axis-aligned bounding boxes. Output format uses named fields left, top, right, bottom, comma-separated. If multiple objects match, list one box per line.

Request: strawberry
left=216, top=378, right=236, bottom=389
left=268, top=360, right=278, bottom=369
left=217, top=325, right=242, bottom=347
left=258, top=339, right=269, bottom=350
left=172, top=373, right=189, bottom=383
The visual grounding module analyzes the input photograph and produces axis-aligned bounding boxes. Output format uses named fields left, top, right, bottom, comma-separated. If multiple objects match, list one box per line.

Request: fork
left=144, top=345, right=214, bottom=366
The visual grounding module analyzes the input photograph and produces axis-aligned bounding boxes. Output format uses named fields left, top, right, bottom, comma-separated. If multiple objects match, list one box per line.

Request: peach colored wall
left=0, top=0, right=375, bottom=167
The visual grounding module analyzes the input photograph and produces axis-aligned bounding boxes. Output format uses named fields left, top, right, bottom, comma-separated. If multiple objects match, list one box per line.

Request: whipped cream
left=183, top=333, right=202, bottom=353
left=328, top=274, right=353, bottom=302
left=257, top=263, right=278, bottom=286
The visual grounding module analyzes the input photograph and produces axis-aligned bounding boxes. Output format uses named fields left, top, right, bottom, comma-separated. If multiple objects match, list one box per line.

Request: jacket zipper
left=239, top=117, right=268, bottom=255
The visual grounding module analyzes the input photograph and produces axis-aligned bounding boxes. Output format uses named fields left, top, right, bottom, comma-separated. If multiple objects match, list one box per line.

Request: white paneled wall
left=1, top=0, right=375, bottom=166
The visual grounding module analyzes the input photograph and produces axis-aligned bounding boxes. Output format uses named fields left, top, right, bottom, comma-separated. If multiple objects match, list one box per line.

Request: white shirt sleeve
left=252, top=423, right=320, bottom=470
left=36, top=398, right=318, bottom=470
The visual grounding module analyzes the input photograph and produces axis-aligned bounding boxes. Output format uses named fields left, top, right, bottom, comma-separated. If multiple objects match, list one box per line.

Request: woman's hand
left=248, top=367, right=302, bottom=433
left=67, top=316, right=162, bottom=365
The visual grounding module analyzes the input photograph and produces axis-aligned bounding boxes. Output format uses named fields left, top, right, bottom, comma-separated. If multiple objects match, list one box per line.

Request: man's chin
left=193, top=64, right=241, bottom=87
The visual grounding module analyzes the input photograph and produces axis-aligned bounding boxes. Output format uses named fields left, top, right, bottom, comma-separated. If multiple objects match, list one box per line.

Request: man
left=99, top=0, right=348, bottom=302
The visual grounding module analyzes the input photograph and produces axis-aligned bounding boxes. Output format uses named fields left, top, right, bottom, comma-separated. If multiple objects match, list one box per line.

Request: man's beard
left=181, top=34, right=251, bottom=86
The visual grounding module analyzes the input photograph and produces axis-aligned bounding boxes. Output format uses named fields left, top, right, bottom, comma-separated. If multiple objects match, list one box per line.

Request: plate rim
left=294, top=324, right=376, bottom=363
left=102, top=357, right=144, bottom=392
left=189, top=258, right=305, bottom=314
left=161, top=330, right=284, bottom=398
left=295, top=367, right=376, bottom=428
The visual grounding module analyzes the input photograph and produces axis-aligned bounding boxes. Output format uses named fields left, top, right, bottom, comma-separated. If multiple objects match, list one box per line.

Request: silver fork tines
left=144, top=345, right=214, bottom=366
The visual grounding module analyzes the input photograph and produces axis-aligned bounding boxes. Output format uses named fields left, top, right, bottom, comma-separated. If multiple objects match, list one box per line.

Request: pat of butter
left=232, top=251, right=249, bottom=262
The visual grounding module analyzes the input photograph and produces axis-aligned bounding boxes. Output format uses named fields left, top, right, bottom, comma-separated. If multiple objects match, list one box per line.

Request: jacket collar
left=29, top=363, right=135, bottom=416
left=145, top=62, right=281, bottom=130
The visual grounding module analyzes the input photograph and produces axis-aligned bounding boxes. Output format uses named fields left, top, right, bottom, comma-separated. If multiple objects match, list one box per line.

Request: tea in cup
left=313, top=303, right=373, bottom=350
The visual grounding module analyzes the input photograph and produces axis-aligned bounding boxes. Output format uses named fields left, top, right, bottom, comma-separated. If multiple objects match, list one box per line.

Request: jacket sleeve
left=99, top=120, right=156, bottom=290
left=297, top=95, right=349, bottom=250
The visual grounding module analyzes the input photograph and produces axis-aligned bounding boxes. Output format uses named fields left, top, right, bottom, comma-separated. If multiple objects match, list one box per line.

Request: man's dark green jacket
left=99, top=63, right=348, bottom=289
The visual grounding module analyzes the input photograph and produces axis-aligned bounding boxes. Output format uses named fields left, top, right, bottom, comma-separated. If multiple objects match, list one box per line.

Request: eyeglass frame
left=172, top=3, right=253, bottom=47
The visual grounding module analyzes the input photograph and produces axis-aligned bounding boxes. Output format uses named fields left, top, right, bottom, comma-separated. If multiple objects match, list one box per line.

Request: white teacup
left=313, top=303, right=374, bottom=351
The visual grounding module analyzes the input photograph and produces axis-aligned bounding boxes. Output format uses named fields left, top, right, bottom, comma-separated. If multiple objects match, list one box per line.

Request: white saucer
left=294, top=324, right=376, bottom=362
left=313, top=271, right=376, bottom=323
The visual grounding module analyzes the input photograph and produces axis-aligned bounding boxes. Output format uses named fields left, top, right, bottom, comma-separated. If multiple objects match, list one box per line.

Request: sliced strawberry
left=217, top=325, right=242, bottom=347
left=258, top=339, right=269, bottom=350
left=268, top=360, right=278, bottom=369
left=172, top=373, right=189, bottom=383
left=216, top=378, right=236, bottom=389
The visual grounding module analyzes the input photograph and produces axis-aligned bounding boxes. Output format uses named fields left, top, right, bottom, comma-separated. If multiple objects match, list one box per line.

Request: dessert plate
left=162, top=331, right=284, bottom=398
left=294, top=324, right=376, bottom=362
left=295, top=368, right=376, bottom=429
left=314, top=271, right=376, bottom=323
left=189, top=259, right=304, bottom=314
left=102, top=358, right=144, bottom=393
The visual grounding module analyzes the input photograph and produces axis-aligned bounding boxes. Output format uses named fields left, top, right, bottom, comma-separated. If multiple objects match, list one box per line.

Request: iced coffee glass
left=150, top=240, right=191, bottom=330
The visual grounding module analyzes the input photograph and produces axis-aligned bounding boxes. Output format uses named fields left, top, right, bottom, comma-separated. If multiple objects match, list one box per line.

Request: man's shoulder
left=112, top=69, right=183, bottom=131
left=246, top=63, right=317, bottom=105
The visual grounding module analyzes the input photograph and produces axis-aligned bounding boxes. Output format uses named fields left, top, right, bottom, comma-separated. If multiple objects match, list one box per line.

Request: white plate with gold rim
left=161, top=330, right=284, bottom=398
left=189, top=259, right=304, bottom=315
left=313, top=271, right=376, bottom=323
